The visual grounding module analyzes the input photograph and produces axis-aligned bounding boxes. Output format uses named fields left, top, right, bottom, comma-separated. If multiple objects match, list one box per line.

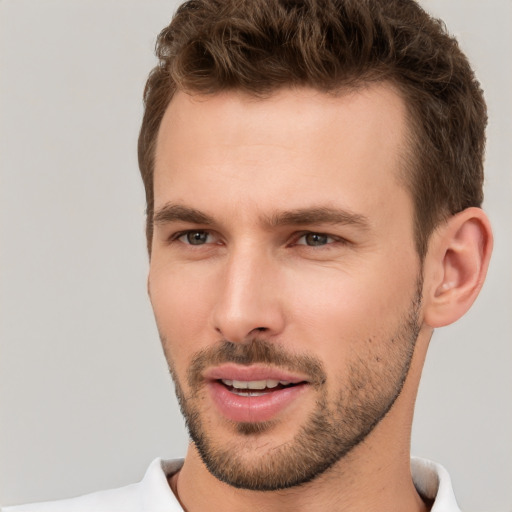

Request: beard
left=162, top=279, right=423, bottom=491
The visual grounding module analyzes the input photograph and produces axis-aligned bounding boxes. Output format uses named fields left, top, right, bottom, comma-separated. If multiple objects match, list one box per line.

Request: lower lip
left=208, top=381, right=308, bottom=423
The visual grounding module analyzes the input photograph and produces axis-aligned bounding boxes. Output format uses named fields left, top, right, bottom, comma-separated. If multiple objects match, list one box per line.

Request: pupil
left=306, top=233, right=328, bottom=246
left=188, top=231, right=207, bottom=245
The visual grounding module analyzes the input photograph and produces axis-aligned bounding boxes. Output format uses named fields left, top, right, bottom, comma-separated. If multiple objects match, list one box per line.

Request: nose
left=211, top=246, right=285, bottom=343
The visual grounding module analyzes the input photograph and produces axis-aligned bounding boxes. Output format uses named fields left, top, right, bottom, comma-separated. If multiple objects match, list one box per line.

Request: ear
left=422, top=207, right=493, bottom=328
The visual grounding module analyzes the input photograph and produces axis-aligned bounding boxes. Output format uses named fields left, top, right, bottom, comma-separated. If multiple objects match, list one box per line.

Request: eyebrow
left=153, top=203, right=370, bottom=230
left=266, top=207, right=370, bottom=230
left=153, top=204, right=215, bottom=226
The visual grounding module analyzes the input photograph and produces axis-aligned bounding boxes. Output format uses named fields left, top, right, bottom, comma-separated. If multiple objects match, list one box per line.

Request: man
left=5, top=0, right=493, bottom=510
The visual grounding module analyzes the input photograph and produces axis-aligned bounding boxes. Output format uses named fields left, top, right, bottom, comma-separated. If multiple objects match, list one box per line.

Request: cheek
left=287, top=272, right=406, bottom=328
left=283, top=263, right=418, bottom=360
left=148, top=263, right=215, bottom=361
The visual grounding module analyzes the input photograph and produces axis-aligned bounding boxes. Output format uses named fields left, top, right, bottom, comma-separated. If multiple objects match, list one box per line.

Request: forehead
left=153, top=85, right=411, bottom=226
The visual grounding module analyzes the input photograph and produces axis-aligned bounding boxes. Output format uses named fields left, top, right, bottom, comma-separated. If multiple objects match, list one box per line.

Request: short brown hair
left=138, top=0, right=487, bottom=258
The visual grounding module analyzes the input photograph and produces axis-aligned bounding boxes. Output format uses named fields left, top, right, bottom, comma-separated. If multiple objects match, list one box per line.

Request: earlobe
left=423, top=207, right=493, bottom=328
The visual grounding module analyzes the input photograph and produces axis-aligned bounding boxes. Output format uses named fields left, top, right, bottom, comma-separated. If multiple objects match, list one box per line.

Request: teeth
left=232, top=390, right=267, bottom=397
left=233, top=380, right=250, bottom=389
left=221, top=379, right=293, bottom=390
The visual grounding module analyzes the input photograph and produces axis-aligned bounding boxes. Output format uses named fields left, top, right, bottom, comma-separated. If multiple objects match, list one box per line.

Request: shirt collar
left=143, top=457, right=460, bottom=511
left=411, top=457, right=461, bottom=511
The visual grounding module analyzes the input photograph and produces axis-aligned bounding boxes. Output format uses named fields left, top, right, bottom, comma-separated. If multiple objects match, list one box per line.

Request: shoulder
left=2, top=458, right=184, bottom=512
left=3, top=482, right=142, bottom=512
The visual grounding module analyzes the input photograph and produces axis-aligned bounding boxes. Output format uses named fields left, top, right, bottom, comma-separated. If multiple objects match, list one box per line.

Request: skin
left=148, top=84, right=492, bottom=512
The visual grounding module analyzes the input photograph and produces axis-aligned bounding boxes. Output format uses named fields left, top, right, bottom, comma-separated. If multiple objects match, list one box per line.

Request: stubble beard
left=163, top=280, right=423, bottom=491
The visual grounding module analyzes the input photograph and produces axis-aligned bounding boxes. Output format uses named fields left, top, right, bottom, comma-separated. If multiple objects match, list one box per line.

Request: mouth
left=218, top=378, right=301, bottom=397
left=203, top=365, right=311, bottom=424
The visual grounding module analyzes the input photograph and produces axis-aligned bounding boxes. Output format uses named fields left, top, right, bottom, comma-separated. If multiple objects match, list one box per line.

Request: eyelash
left=168, top=230, right=346, bottom=248
left=293, top=232, right=339, bottom=247
left=168, top=230, right=218, bottom=246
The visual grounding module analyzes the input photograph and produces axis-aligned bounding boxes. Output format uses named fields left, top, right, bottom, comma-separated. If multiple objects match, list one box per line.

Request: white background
left=0, top=1, right=511, bottom=510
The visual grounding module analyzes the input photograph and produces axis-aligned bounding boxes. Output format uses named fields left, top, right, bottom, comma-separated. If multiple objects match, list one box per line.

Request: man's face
left=149, top=85, right=424, bottom=490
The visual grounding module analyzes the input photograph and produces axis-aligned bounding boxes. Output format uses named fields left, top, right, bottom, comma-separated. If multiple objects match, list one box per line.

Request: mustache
left=186, top=338, right=327, bottom=388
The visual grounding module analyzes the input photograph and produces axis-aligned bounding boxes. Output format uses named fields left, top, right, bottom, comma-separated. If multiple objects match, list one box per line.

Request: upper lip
left=203, top=364, right=310, bottom=384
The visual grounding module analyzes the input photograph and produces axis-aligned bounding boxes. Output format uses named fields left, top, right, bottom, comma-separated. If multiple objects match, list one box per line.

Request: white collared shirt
left=3, top=457, right=461, bottom=511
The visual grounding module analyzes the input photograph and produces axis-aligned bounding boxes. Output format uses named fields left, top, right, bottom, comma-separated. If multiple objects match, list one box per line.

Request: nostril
left=247, top=327, right=268, bottom=337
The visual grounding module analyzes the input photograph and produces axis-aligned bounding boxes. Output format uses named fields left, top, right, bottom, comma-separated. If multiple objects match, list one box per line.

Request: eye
left=177, top=230, right=213, bottom=245
left=296, top=232, right=335, bottom=247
